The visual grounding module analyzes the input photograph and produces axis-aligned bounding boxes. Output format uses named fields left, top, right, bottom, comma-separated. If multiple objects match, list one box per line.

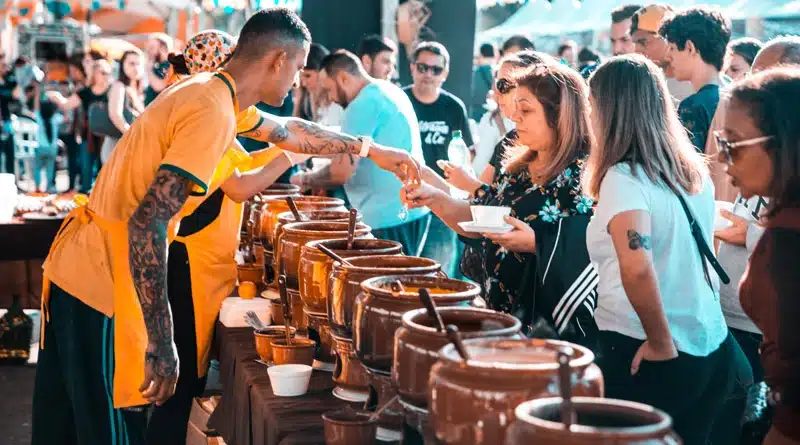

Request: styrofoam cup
left=470, top=205, right=512, bottom=227
left=267, top=364, right=312, bottom=397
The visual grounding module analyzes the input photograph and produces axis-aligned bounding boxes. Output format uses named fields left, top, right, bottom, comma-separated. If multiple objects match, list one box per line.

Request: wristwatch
left=358, top=136, right=372, bottom=158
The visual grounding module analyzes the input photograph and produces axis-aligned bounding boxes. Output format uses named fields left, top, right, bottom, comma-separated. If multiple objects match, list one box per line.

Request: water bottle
left=446, top=130, right=471, bottom=199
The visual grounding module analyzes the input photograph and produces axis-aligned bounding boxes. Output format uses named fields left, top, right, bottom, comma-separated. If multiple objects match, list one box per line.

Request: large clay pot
left=261, top=183, right=301, bottom=197
left=507, top=397, right=680, bottom=445
left=393, top=307, right=522, bottom=411
left=260, top=196, right=346, bottom=248
left=329, top=256, right=442, bottom=340
left=278, top=221, right=371, bottom=292
left=353, top=275, right=480, bottom=375
left=429, top=338, right=604, bottom=445
left=300, top=238, right=403, bottom=317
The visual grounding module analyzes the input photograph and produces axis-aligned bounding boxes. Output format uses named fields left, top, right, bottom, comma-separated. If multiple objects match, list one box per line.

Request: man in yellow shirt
left=32, top=8, right=419, bottom=445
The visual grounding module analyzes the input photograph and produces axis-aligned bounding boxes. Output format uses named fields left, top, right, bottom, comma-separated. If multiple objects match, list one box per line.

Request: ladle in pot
left=368, top=394, right=399, bottom=423
left=445, top=325, right=470, bottom=361
left=557, top=347, right=576, bottom=428
left=418, top=288, right=446, bottom=332
left=317, top=244, right=354, bottom=267
left=346, top=208, right=358, bottom=250
left=285, top=196, right=304, bottom=222
left=278, top=275, right=293, bottom=345
left=390, top=280, right=405, bottom=295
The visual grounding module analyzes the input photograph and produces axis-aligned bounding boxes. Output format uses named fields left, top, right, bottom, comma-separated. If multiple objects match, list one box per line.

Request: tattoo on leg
left=627, top=229, right=652, bottom=250
left=128, top=169, right=191, bottom=378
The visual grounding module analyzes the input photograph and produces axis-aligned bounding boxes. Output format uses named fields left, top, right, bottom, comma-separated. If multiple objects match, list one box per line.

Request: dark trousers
left=145, top=241, right=207, bottom=445
left=373, top=213, right=432, bottom=257
left=80, top=143, right=101, bottom=194
left=709, top=333, right=755, bottom=445
left=597, top=330, right=737, bottom=445
left=0, top=131, right=13, bottom=174
left=63, top=133, right=81, bottom=191
left=731, top=327, right=764, bottom=383
left=32, top=284, right=147, bottom=445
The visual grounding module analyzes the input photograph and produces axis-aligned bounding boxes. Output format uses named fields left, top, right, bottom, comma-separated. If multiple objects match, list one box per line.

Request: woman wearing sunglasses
left=584, top=55, right=738, bottom=445
left=404, top=61, right=597, bottom=344
left=722, top=67, right=800, bottom=445
left=442, top=51, right=550, bottom=196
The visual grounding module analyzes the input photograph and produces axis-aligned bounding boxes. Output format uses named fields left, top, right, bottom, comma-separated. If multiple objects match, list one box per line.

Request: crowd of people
left=18, top=4, right=799, bottom=445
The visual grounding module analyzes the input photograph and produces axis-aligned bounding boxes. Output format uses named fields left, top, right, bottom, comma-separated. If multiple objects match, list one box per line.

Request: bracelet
left=358, top=136, right=372, bottom=158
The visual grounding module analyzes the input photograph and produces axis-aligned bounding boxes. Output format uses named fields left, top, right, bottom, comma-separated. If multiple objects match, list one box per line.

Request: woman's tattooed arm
left=128, top=169, right=191, bottom=384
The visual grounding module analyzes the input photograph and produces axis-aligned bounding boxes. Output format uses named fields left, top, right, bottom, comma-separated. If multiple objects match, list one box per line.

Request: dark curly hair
left=729, top=37, right=763, bottom=66
left=659, top=6, right=731, bottom=71
left=730, top=67, right=800, bottom=216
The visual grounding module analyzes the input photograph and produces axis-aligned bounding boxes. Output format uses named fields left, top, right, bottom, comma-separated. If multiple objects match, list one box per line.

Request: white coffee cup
left=470, top=205, right=512, bottom=227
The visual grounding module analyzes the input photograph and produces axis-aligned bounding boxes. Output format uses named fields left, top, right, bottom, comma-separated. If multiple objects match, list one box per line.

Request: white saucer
left=332, top=386, right=369, bottom=403
left=458, top=221, right=513, bottom=234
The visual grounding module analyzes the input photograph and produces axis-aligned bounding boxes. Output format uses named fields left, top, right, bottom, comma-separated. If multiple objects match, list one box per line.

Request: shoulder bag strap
left=668, top=183, right=731, bottom=286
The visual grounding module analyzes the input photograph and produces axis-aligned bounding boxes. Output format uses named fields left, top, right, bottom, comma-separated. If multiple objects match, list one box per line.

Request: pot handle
left=332, top=350, right=342, bottom=380
left=435, top=270, right=448, bottom=279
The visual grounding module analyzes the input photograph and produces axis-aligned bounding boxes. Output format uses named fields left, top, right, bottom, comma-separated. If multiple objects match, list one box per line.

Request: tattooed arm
left=237, top=112, right=420, bottom=183
left=128, top=169, right=192, bottom=405
left=608, top=210, right=677, bottom=369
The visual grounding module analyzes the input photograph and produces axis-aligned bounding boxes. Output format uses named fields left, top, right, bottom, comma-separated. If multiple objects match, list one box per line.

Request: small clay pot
left=393, top=307, right=522, bottom=410
left=271, top=337, right=317, bottom=366
left=260, top=196, right=346, bottom=248
left=261, top=183, right=301, bottom=197
left=254, top=326, right=297, bottom=362
left=237, top=264, right=263, bottom=287
left=429, top=338, right=604, bottom=445
left=300, top=238, right=403, bottom=317
left=354, top=275, right=479, bottom=375
left=329, top=256, right=443, bottom=340
left=323, top=408, right=378, bottom=445
left=506, top=397, right=680, bottom=445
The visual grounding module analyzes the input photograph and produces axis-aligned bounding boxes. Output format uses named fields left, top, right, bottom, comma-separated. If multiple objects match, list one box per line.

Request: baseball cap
left=633, top=4, right=675, bottom=34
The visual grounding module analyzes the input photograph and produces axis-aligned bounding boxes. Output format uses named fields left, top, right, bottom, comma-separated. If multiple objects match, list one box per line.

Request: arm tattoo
left=268, top=119, right=361, bottom=155
left=128, top=169, right=191, bottom=377
left=627, top=230, right=652, bottom=251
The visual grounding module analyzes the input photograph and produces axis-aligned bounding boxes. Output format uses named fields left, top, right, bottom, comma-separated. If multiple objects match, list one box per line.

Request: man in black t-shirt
left=403, top=41, right=473, bottom=278
left=403, top=41, right=474, bottom=178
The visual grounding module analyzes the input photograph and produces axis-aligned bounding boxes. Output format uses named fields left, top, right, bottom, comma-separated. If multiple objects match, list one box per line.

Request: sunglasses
left=415, top=62, right=444, bottom=76
left=714, top=131, right=774, bottom=165
left=495, top=77, right=514, bottom=95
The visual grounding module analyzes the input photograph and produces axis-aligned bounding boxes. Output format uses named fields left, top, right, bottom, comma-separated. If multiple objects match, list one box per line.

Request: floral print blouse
left=469, top=158, right=594, bottom=314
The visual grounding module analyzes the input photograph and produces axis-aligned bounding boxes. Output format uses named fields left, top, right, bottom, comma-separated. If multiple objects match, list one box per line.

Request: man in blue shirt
left=291, top=50, right=431, bottom=256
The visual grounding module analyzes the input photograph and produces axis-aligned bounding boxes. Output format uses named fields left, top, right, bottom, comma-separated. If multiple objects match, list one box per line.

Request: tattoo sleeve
left=262, top=117, right=362, bottom=155
left=627, top=229, right=652, bottom=250
left=127, top=169, right=191, bottom=377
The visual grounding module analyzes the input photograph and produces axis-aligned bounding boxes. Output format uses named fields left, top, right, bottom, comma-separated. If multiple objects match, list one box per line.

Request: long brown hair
left=504, top=62, right=592, bottom=182
left=730, top=67, right=800, bottom=216
left=583, top=55, right=707, bottom=200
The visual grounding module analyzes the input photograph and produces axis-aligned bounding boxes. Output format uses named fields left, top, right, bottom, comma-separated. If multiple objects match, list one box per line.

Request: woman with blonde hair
left=584, top=55, right=737, bottom=445
left=405, top=61, right=597, bottom=345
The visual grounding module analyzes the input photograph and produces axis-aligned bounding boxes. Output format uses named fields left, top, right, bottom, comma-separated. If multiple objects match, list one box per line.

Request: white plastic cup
left=714, top=201, right=735, bottom=230
left=470, top=205, right=512, bottom=227
left=0, top=174, right=17, bottom=223
left=267, top=364, right=312, bottom=397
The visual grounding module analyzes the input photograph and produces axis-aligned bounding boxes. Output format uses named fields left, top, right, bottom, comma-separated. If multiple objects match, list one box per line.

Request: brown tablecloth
left=208, top=322, right=360, bottom=445
left=0, top=217, right=63, bottom=261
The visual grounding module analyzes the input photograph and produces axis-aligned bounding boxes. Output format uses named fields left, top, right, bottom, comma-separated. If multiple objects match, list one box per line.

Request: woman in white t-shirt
left=583, top=55, right=737, bottom=445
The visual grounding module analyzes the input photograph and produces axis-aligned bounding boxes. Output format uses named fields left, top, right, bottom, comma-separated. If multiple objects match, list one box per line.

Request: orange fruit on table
left=239, top=281, right=257, bottom=300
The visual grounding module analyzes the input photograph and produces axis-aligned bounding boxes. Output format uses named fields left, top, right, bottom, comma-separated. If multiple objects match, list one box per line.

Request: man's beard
left=336, top=85, right=350, bottom=108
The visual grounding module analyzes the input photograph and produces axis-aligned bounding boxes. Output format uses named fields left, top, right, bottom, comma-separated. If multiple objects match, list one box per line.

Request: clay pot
left=278, top=221, right=372, bottom=292
left=323, top=408, right=378, bottom=445
left=393, top=307, right=522, bottom=411
left=307, top=311, right=335, bottom=366
left=254, top=326, right=297, bottom=363
left=429, top=338, right=604, bottom=445
left=354, top=275, right=480, bottom=375
left=332, top=337, right=371, bottom=401
left=271, top=337, right=317, bottom=366
left=329, top=256, right=443, bottom=340
left=261, top=183, right=301, bottom=197
left=506, top=397, right=679, bottom=445
left=237, top=264, right=263, bottom=287
left=300, top=238, right=403, bottom=317
left=260, top=196, right=346, bottom=248
left=265, top=289, right=307, bottom=333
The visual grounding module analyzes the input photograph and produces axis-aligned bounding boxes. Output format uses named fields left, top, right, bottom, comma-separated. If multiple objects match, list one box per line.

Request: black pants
left=32, top=284, right=147, bottom=445
left=373, top=213, right=432, bottom=257
left=63, top=133, right=81, bottom=191
left=0, top=131, right=13, bottom=174
left=145, top=241, right=207, bottom=445
left=597, top=330, right=737, bottom=445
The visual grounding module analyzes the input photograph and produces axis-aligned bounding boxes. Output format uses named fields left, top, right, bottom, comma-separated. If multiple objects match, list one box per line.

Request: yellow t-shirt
left=43, top=71, right=238, bottom=316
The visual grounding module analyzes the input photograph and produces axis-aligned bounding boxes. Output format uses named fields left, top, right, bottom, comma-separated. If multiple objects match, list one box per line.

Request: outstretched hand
left=369, top=144, right=422, bottom=185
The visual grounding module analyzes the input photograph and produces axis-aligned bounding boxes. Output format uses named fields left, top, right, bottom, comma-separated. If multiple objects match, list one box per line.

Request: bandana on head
left=183, top=30, right=237, bottom=74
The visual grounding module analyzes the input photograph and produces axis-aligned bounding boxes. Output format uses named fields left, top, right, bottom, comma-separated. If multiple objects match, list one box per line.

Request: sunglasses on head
left=714, top=131, right=774, bottom=165
left=495, top=77, right=513, bottom=94
left=415, top=62, right=444, bottom=76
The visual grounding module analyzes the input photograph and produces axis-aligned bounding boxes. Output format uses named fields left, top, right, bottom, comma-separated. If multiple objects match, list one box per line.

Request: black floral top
left=467, top=158, right=594, bottom=313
